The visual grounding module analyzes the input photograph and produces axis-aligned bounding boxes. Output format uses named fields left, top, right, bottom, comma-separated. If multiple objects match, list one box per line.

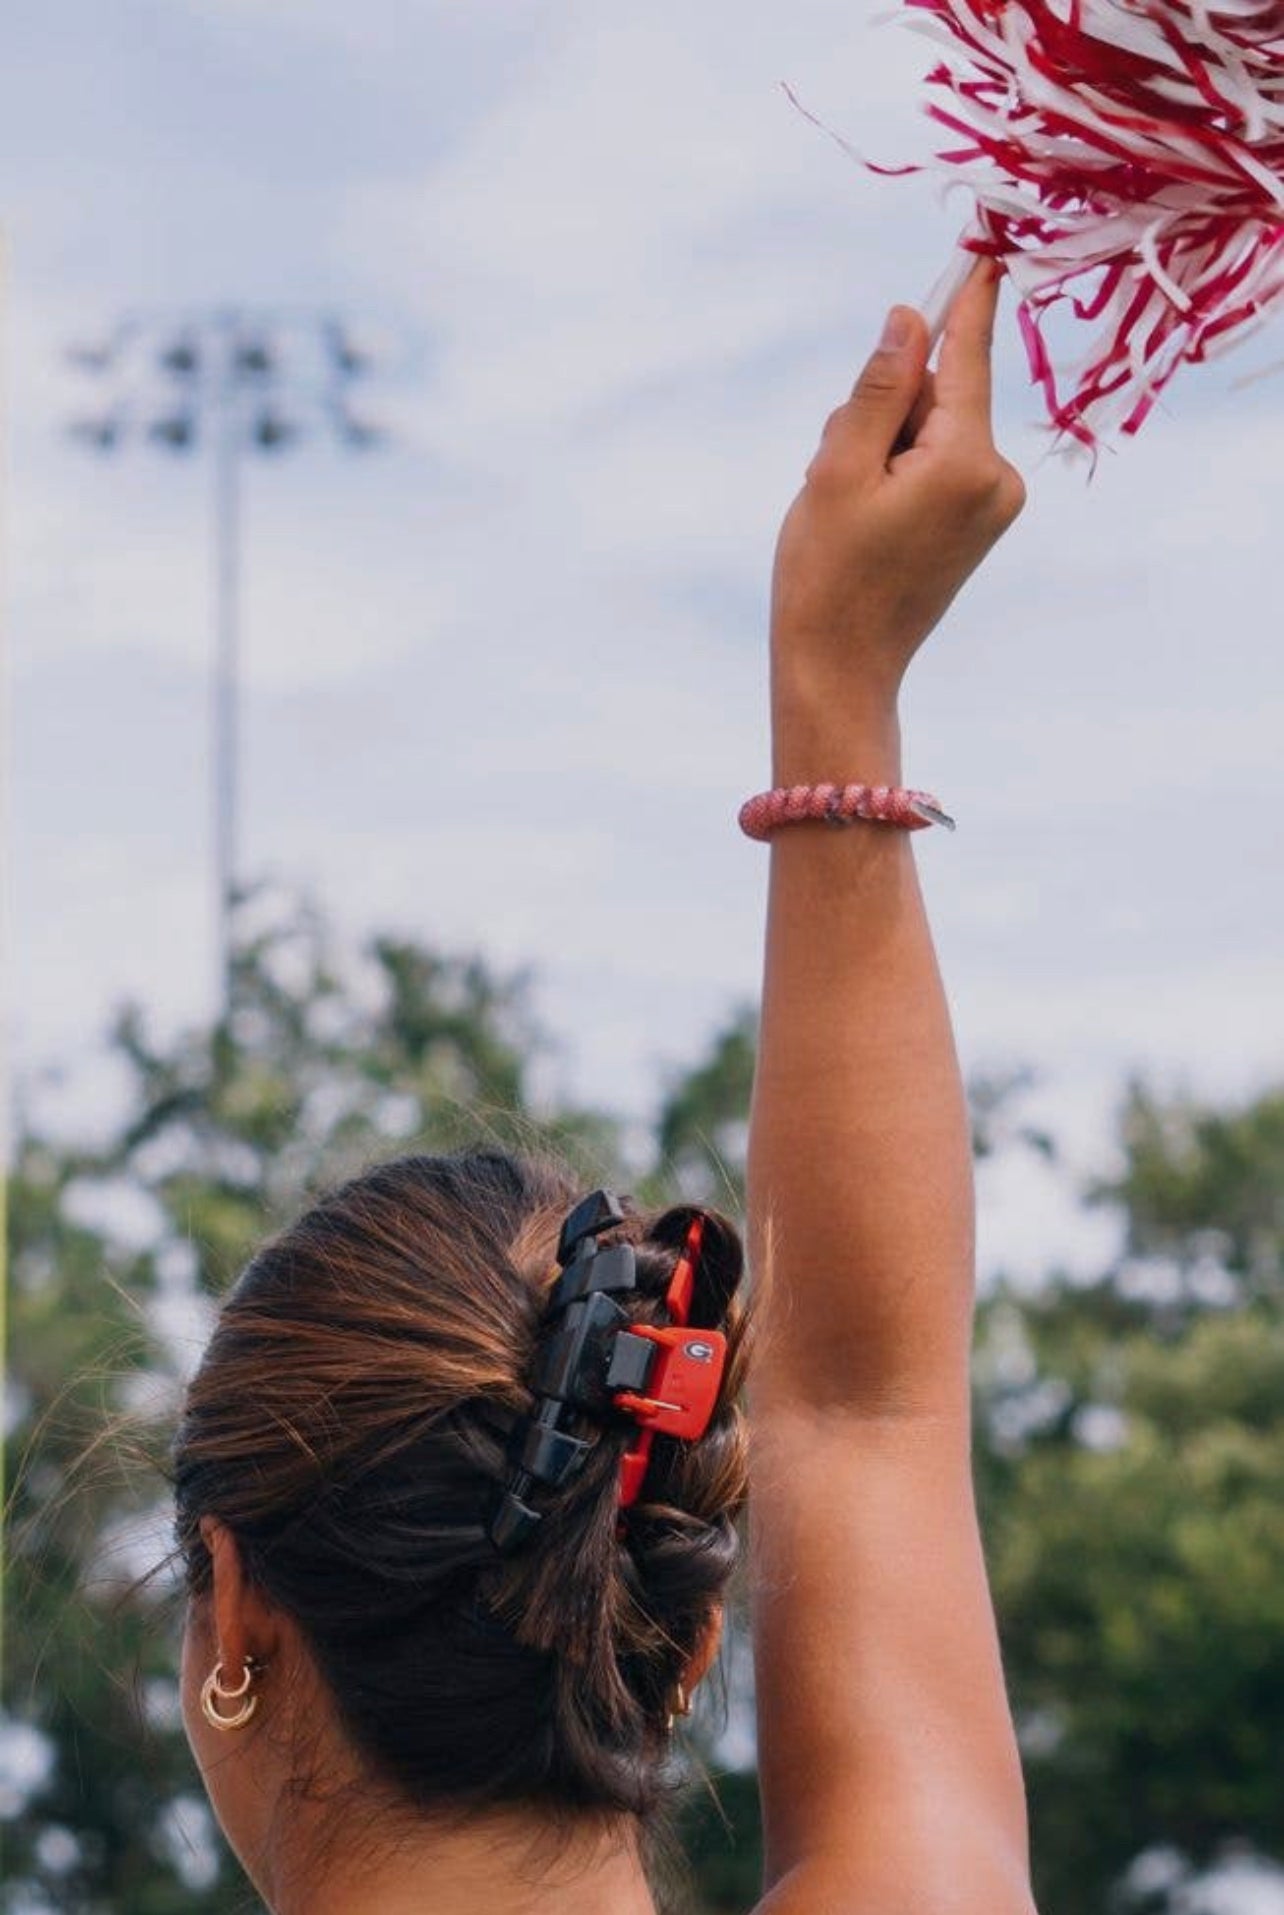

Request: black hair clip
left=488, top=1189, right=727, bottom=1552
left=489, top=1187, right=637, bottom=1554
left=556, top=1187, right=626, bottom=1266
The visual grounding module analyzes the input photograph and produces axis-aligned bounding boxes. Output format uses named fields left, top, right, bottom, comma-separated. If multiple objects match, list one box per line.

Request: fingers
left=814, top=266, right=1000, bottom=482
left=933, top=256, right=1000, bottom=441
left=834, top=304, right=931, bottom=474
left=891, top=368, right=938, bottom=459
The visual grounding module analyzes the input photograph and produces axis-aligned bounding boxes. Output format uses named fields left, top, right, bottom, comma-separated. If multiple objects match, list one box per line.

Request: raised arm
left=745, top=262, right=1037, bottom=1914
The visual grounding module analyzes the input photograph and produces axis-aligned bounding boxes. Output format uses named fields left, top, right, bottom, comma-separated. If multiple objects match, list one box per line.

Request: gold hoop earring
left=200, top=1657, right=262, bottom=1732
left=666, top=1681, right=693, bottom=1734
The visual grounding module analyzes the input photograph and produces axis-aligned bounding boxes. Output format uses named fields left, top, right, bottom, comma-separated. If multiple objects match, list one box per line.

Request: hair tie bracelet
left=738, top=782, right=955, bottom=840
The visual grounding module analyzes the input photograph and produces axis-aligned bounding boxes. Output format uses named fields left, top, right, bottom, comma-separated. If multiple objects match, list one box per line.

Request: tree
left=3, top=1123, right=180, bottom=1914
left=106, top=890, right=625, bottom=1296
left=651, top=1005, right=757, bottom=1213
left=1096, top=1077, right=1284, bottom=1302
left=976, top=1072, right=1284, bottom=1912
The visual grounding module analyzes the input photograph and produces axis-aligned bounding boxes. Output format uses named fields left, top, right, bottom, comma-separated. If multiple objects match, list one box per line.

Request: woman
left=175, top=256, right=1034, bottom=1913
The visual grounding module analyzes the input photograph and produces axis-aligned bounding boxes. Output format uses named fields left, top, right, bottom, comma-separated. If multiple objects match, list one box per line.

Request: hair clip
left=489, top=1194, right=727, bottom=1552
left=556, top=1188, right=627, bottom=1266
left=612, top=1214, right=727, bottom=1509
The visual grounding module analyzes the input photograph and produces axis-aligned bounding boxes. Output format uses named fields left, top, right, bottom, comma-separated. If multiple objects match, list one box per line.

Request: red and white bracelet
left=738, top=782, right=955, bottom=841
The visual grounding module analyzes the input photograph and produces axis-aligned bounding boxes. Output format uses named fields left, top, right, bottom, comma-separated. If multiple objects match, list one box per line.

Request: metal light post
left=213, top=333, right=243, bottom=1018
left=67, top=307, right=386, bottom=1014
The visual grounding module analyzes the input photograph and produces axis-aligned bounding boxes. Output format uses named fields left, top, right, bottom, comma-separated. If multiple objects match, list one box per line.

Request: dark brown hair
left=172, top=1147, right=750, bottom=1830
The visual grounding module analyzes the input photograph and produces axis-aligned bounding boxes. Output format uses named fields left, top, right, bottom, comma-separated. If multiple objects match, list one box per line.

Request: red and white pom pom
left=880, top=0, right=1284, bottom=453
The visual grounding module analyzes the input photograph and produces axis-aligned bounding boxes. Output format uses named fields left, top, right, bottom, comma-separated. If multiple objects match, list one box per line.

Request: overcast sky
left=5, top=0, right=1283, bottom=1291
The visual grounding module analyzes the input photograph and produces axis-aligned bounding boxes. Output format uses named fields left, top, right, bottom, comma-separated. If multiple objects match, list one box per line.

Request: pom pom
left=880, top=0, right=1284, bottom=453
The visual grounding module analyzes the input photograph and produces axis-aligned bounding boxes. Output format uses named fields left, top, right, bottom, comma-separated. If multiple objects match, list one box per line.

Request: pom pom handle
left=921, top=227, right=981, bottom=347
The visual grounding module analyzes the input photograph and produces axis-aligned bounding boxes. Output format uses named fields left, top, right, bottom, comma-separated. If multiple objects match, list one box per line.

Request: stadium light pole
left=66, top=307, right=387, bottom=1015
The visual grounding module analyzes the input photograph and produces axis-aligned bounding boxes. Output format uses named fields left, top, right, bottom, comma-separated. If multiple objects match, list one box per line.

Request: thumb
left=846, top=305, right=930, bottom=468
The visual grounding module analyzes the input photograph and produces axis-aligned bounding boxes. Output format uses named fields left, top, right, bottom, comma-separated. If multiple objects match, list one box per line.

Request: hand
left=770, top=258, right=1026, bottom=721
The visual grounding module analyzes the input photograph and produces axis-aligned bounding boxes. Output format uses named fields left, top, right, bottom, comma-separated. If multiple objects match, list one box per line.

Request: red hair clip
left=609, top=1214, right=728, bottom=1508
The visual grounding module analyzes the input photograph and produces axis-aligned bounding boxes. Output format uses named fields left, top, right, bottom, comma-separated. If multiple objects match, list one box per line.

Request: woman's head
left=172, top=1148, right=750, bottom=1887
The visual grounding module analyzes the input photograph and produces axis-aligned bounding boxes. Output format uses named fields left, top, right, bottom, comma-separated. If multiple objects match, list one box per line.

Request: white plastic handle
left=921, top=224, right=983, bottom=347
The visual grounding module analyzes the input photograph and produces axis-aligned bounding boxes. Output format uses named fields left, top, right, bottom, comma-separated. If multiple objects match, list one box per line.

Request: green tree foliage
left=976, top=1074, right=1284, bottom=1912
left=651, top=1006, right=756, bottom=1213
left=1095, top=1077, right=1284, bottom=1298
left=4, top=1126, right=180, bottom=1913
left=108, top=892, right=625, bottom=1294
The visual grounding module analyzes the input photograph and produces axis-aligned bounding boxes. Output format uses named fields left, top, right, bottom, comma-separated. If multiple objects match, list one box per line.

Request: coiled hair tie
left=738, top=782, right=955, bottom=839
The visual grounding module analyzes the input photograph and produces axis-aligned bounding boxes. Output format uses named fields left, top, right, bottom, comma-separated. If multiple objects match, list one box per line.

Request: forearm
left=746, top=686, right=975, bottom=1419
left=744, top=262, right=1020, bottom=1425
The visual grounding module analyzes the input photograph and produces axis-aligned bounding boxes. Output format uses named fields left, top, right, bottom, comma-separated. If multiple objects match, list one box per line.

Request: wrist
left=770, top=685, right=904, bottom=788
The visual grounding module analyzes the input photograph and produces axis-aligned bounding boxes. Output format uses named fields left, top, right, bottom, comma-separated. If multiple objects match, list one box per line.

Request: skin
left=181, top=256, right=1034, bottom=1912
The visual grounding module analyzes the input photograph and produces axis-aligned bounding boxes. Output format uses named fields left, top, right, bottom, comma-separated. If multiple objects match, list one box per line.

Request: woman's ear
left=201, top=1517, right=280, bottom=1673
left=685, top=1602, right=725, bottom=1694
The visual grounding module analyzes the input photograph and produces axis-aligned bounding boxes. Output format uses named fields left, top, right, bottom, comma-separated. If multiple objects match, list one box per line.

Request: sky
left=5, top=0, right=1284, bottom=1297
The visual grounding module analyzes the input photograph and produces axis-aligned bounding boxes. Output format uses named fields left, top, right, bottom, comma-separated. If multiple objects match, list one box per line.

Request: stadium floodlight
left=65, top=305, right=395, bottom=1013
